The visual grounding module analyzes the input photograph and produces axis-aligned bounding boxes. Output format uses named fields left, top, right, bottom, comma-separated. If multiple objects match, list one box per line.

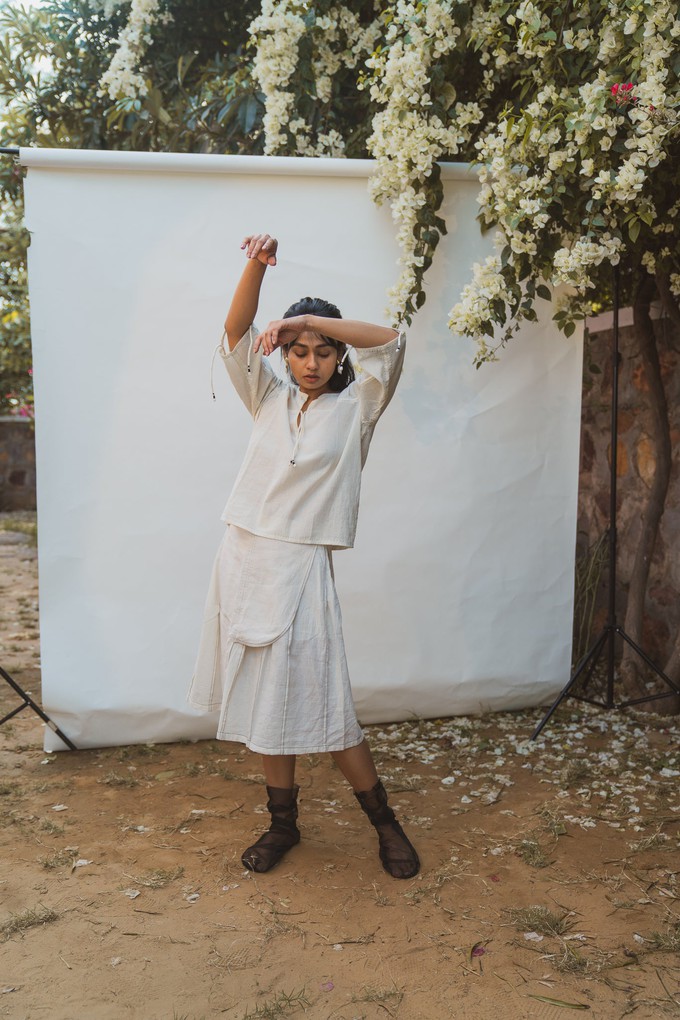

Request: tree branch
left=655, top=270, right=680, bottom=334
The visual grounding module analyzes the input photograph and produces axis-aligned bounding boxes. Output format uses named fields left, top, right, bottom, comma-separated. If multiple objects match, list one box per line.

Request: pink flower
left=611, top=81, right=638, bottom=105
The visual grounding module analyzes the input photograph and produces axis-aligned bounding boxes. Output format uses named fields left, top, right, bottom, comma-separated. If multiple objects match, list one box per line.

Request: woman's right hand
left=241, top=233, right=278, bottom=267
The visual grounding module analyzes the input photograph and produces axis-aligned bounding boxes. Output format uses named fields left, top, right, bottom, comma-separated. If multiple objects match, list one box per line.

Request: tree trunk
left=620, top=278, right=673, bottom=696
left=658, top=272, right=680, bottom=713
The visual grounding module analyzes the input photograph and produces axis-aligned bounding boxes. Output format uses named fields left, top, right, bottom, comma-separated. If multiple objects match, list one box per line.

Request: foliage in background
left=243, top=1, right=680, bottom=361
left=0, top=0, right=262, bottom=416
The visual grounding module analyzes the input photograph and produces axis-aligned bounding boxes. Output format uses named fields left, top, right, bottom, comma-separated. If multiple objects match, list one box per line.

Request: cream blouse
left=218, top=325, right=406, bottom=549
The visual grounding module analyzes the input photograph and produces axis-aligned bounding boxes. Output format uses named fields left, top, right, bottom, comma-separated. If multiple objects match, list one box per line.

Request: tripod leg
left=0, top=665, right=77, bottom=751
left=616, top=628, right=680, bottom=706
left=0, top=702, right=30, bottom=725
left=530, top=628, right=608, bottom=740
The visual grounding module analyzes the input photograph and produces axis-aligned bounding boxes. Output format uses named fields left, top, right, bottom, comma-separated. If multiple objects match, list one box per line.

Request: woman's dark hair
left=282, top=296, right=355, bottom=392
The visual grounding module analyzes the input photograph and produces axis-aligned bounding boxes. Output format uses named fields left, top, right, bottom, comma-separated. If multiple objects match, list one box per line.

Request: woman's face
left=286, top=332, right=338, bottom=396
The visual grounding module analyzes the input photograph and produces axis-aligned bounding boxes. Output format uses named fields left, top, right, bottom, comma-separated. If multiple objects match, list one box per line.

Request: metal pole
left=606, top=267, right=620, bottom=708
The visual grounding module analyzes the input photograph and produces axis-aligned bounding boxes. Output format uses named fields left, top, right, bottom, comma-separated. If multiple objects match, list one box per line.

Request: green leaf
left=564, top=320, right=576, bottom=338
left=628, top=218, right=641, bottom=243
left=536, top=284, right=551, bottom=301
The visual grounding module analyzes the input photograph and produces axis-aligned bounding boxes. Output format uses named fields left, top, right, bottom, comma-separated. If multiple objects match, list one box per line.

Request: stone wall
left=576, top=315, right=680, bottom=668
left=0, top=418, right=36, bottom=511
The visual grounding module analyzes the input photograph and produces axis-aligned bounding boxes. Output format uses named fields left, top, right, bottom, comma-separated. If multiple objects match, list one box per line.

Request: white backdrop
left=21, top=149, right=583, bottom=751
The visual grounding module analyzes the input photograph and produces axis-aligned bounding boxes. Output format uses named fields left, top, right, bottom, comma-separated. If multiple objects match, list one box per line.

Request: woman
left=188, top=233, right=419, bottom=880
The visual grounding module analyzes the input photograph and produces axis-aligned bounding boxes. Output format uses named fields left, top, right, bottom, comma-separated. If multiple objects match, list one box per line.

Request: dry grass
left=352, top=985, right=404, bottom=1010
left=507, top=905, right=572, bottom=937
left=648, top=920, right=680, bottom=953
left=1, top=905, right=58, bottom=939
left=116, top=743, right=163, bottom=761
left=40, top=849, right=75, bottom=870
left=553, top=943, right=589, bottom=974
left=241, top=989, right=310, bottom=1018
left=516, top=837, right=551, bottom=868
left=39, top=819, right=65, bottom=835
left=126, top=866, right=184, bottom=889
left=536, top=803, right=568, bottom=837
left=628, top=831, right=669, bottom=854
left=99, top=771, right=139, bottom=788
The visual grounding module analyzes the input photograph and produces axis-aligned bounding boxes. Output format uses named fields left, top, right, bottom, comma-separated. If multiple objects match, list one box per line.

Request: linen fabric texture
left=188, top=325, right=405, bottom=755
left=221, top=325, right=405, bottom=549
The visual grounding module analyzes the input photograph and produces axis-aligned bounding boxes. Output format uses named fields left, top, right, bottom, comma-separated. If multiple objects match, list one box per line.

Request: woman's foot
left=241, top=785, right=300, bottom=873
left=354, top=780, right=420, bottom=879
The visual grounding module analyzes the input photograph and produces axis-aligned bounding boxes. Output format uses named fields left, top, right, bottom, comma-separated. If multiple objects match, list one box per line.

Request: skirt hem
left=215, top=730, right=365, bottom=756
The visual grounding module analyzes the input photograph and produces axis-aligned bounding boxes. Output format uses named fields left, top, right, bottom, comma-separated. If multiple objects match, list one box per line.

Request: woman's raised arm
left=224, top=234, right=278, bottom=351
left=253, top=314, right=399, bottom=356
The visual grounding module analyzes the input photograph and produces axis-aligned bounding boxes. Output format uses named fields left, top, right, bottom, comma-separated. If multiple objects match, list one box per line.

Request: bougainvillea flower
left=611, top=82, right=637, bottom=104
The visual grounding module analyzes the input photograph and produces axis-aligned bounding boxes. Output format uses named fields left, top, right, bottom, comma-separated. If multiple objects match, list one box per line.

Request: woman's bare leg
left=261, top=754, right=297, bottom=788
left=330, top=739, right=378, bottom=792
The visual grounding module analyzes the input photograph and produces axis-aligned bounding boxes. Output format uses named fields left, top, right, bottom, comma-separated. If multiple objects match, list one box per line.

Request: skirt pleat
left=187, top=525, right=364, bottom=755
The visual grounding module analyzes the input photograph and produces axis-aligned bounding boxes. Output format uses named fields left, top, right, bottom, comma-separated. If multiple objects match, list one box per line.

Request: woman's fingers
left=241, top=233, right=277, bottom=265
left=253, top=327, right=276, bottom=356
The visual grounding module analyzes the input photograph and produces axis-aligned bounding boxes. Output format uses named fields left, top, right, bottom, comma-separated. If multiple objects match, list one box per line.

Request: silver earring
left=336, top=348, right=350, bottom=374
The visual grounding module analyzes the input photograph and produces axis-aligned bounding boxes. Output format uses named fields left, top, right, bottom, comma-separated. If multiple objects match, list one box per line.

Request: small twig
left=656, top=968, right=680, bottom=1006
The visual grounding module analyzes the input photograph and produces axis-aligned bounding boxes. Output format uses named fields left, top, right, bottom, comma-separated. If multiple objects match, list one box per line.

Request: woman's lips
left=304, top=375, right=319, bottom=381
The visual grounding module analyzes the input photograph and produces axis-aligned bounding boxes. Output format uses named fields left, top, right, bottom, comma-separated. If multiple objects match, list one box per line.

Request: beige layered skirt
left=187, top=525, right=364, bottom=755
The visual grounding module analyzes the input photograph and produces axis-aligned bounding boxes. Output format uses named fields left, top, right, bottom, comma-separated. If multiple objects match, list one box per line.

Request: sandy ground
left=1, top=513, right=679, bottom=1020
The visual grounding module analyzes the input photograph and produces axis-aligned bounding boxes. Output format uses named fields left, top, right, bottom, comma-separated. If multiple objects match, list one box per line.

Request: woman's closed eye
left=291, top=351, right=332, bottom=359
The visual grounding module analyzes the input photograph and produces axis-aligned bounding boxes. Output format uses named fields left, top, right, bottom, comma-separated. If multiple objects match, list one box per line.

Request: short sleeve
left=220, top=324, right=282, bottom=417
left=352, top=329, right=406, bottom=426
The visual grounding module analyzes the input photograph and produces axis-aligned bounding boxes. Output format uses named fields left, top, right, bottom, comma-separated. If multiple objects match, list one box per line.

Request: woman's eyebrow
left=290, top=339, right=334, bottom=351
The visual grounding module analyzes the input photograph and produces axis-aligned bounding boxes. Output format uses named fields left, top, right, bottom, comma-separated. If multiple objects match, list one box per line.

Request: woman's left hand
left=253, top=316, right=307, bottom=356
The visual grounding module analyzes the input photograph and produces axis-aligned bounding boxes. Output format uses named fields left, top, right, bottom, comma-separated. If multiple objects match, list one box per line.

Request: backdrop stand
left=1, top=664, right=77, bottom=750
left=532, top=267, right=680, bottom=740
left=0, top=146, right=75, bottom=751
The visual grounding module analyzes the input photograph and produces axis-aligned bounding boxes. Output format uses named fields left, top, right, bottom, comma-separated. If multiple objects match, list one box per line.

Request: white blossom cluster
left=448, top=254, right=513, bottom=360
left=249, top=3, right=380, bottom=158
left=551, top=234, right=623, bottom=288
left=99, top=0, right=171, bottom=100
left=450, top=0, right=680, bottom=356
left=100, top=0, right=680, bottom=359
left=312, top=6, right=381, bottom=105
left=363, top=1, right=468, bottom=321
left=249, top=0, right=308, bottom=155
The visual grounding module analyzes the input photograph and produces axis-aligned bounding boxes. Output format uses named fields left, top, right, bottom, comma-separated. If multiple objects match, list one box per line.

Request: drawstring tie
left=210, top=326, right=256, bottom=400
left=210, top=332, right=225, bottom=401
